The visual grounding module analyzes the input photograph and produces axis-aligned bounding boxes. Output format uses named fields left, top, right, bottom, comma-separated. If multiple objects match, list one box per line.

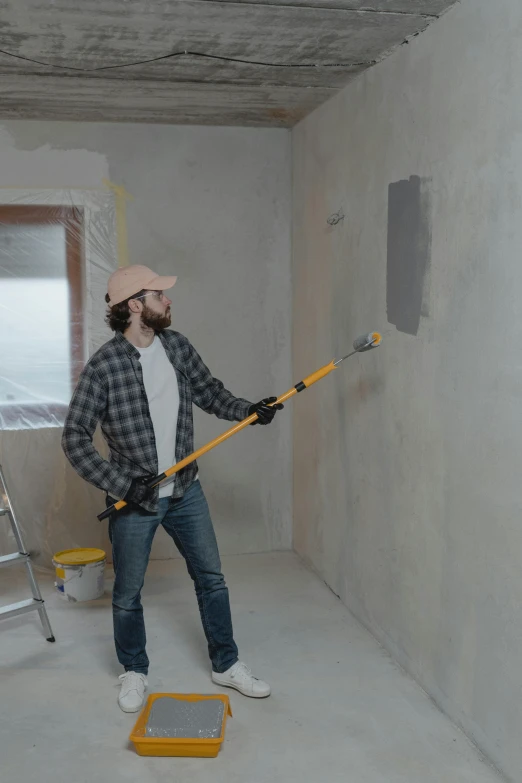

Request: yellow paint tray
left=129, top=693, right=232, bottom=757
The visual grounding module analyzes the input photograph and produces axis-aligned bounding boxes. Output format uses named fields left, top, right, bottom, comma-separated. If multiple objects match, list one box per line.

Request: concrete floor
left=0, top=552, right=503, bottom=783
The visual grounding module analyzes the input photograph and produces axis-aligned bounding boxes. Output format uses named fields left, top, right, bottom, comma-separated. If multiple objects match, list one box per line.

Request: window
left=0, top=206, right=84, bottom=428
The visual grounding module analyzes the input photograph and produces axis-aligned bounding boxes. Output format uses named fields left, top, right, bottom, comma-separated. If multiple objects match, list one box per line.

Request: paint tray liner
left=146, top=695, right=224, bottom=737
left=130, top=693, right=232, bottom=757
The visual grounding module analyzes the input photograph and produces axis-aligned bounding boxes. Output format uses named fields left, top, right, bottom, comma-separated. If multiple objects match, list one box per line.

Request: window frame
left=0, top=204, right=85, bottom=424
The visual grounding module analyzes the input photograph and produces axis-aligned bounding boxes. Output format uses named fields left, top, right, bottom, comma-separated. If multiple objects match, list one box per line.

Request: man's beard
left=140, top=304, right=171, bottom=332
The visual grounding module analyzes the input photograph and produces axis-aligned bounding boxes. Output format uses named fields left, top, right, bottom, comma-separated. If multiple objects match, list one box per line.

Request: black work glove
left=248, top=397, right=284, bottom=425
left=124, top=475, right=156, bottom=509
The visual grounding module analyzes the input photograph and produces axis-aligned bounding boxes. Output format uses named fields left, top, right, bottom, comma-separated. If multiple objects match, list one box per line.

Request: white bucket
left=53, top=548, right=106, bottom=602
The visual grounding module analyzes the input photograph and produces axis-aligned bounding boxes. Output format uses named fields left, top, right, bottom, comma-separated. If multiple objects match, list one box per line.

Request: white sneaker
left=212, top=661, right=271, bottom=698
left=118, top=671, right=148, bottom=713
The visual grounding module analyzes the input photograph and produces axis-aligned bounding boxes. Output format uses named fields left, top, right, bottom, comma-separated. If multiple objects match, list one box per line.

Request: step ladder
left=0, top=464, right=55, bottom=642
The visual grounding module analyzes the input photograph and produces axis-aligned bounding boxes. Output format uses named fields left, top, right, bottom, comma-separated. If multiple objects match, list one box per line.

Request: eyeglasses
left=132, top=291, right=165, bottom=302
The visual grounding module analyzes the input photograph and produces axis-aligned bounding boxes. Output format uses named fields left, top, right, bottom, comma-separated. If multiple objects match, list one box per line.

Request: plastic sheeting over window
left=0, top=188, right=118, bottom=430
left=0, top=187, right=118, bottom=567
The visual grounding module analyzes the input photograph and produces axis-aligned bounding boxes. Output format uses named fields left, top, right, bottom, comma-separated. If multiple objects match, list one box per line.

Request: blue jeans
left=108, top=480, right=239, bottom=676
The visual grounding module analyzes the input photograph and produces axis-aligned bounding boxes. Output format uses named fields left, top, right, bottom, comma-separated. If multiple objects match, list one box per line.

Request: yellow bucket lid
left=53, top=548, right=106, bottom=566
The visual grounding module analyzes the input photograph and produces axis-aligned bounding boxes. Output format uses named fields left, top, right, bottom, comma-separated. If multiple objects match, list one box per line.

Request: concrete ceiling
left=0, top=0, right=458, bottom=128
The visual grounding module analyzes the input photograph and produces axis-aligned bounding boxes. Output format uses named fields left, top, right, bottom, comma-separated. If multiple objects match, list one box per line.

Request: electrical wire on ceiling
left=0, top=47, right=375, bottom=73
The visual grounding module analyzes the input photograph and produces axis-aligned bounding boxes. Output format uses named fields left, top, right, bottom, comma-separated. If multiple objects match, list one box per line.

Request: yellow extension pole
left=97, top=332, right=381, bottom=522
left=97, top=362, right=336, bottom=521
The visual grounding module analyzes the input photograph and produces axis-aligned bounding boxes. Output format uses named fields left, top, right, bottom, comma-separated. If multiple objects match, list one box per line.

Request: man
left=62, top=264, right=283, bottom=712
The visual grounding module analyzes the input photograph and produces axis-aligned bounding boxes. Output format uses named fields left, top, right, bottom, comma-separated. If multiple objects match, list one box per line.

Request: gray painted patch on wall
left=386, top=175, right=431, bottom=336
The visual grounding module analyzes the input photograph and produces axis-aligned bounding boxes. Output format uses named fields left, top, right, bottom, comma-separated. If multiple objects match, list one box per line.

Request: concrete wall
left=0, top=121, right=292, bottom=563
left=292, top=0, right=522, bottom=779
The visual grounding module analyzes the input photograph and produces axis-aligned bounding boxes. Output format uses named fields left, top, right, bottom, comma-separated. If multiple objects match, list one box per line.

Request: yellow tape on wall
left=102, top=179, right=133, bottom=267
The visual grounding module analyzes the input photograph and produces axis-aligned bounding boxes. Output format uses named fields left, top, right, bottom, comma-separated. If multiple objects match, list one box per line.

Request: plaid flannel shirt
left=62, top=330, right=253, bottom=512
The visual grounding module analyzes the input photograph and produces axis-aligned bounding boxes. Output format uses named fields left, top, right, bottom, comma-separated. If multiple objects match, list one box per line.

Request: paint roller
left=98, top=332, right=382, bottom=521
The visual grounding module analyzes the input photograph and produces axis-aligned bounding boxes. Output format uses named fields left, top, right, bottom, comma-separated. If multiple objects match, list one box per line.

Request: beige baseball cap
left=107, top=264, right=177, bottom=306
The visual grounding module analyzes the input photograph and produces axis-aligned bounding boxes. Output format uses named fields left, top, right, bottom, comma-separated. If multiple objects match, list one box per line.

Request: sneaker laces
left=234, top=662, right=258, bottom=681
left=119, top=671, right=146, bottom=696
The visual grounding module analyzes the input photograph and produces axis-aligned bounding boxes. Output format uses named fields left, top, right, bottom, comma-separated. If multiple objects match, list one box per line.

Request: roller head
left=353, top=332, right=382, bottom=352
left=333, top=331, right=382, bottom=365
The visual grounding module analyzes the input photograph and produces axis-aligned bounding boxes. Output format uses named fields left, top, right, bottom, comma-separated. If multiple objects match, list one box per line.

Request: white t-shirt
left=138, top=336, right=180, bottom=499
